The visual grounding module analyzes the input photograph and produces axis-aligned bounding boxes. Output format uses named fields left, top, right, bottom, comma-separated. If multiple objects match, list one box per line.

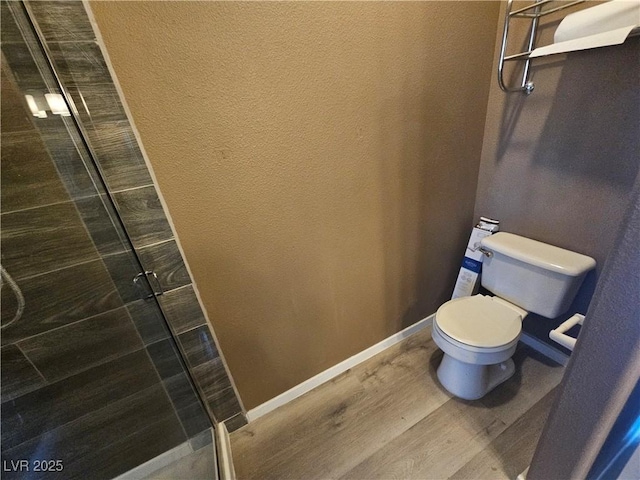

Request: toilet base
left=436, top=353, right=515, bottom=400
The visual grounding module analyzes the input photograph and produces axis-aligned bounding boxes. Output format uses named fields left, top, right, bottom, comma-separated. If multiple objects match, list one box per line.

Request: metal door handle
left=133, top=271, right=163, bottom=299
left=145, top=270, right=164, bottom=297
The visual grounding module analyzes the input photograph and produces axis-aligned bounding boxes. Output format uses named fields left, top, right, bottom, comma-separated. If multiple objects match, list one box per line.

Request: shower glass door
left=1, top=2, right=214, bottom=478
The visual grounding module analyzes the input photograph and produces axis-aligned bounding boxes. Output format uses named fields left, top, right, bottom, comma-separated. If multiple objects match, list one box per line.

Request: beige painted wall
left=475, top=3, right=640, bottom=344
left=91, top=1, right=500, bottom=408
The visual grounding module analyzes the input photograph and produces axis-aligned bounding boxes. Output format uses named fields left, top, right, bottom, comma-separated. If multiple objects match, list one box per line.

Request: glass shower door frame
left=2, top=2, right=220, bottom=477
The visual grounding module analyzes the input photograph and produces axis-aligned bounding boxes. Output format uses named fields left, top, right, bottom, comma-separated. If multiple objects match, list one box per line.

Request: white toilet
left=432, top=232, right=596, bottom=400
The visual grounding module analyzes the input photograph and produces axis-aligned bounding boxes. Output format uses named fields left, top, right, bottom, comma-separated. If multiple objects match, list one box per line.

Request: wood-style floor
left=230, top=326, right=565, bottom=480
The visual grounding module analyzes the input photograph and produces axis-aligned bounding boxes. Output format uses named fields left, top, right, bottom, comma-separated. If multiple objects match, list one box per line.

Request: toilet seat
left=435, top=295, right=522, bottom=349
left=432, top=320, right=518, bottom=355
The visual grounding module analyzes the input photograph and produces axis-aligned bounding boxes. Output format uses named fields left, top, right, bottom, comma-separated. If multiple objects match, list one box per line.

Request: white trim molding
left=216, top=422, right=236, bottom=480
left=246, top=316, right=570, bottom=422
left=246, top=315, right=435, bottom=422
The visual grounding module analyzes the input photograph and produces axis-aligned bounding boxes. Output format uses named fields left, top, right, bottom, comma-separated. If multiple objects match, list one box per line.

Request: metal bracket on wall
left=498, top=0, right=586, bottom=95
left=133, top=271, right=164, bottom=299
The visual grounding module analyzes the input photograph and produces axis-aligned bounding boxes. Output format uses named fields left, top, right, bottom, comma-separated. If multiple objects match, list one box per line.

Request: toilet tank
left=480, top=233, right=596, bottom=318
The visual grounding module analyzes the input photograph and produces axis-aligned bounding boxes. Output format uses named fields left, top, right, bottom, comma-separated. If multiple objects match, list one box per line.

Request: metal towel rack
left=499, top=0, right=640, bottom=94
left=498, top=0, right=588, bottom=95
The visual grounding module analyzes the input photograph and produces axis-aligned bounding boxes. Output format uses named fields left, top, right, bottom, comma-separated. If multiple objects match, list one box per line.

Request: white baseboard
left=520, top=332, right=569, bottom=366
left=216, top=422, right=236, bottom=480
left=517, top=466, right=530, bottom=480
left=246, top=314, right=435, bottom=422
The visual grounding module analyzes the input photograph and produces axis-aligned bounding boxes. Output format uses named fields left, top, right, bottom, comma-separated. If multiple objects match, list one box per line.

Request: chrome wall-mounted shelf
left=499, top=0, right=640, bottom=95
left=498, top=0, right=587, bottom=95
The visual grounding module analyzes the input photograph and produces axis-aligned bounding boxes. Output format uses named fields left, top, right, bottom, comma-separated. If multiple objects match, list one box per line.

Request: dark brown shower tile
left=1, top=131, right=70, bottom=212
left=74, top=195, right=130, bottom=256
left=178, top=326, right=219, bottom=368
left=188, top=357, right=244, bottom=427
left=1, top=260, right=122, bottom=346
left=48, top=41, right=110, bottom=88
left=193, top=357, right=244, bottom=422
left=0, top=345, right=46, bottom=403
left=178, top=401, right=213, bottom=439
left=192, top=357, right=232, bottom=399
left=102, top=251, right=147, bottom=304
left=28, top=1, right=95, bottom=43
left=1, top=42, right=48, bottom=91
left=127, top=299, right=171, bottom=345
left=61, top=414, right=186, bottom=480
left=19, top=306, right=144, bottom=383
left=159, top=285, right=207, bottom=334
left=1, top=201, right=99, bottom=280
left=113, top=186, right=174, bottom=248
left=66, top=83, right=128, bottom=124
left=138, top=240, right=191, bottom=292
left=1, top=2, right=23, bottom=44
left=164, top=373, right=201, bottom=412
left=1, top=67, right=36, bottom=133
left=82, top=120, right=153, bottom=192
left=206, top=386, right=243, bottom=423
left=2, top=119, right=100, bottom=204
left=1, top=4, right=206, bottom=476
left=224, top=413, right=248, bottom=433
left=1, top=349, right=159, bottom=450
left=1, top=384, right=184, bottom=480
left=37, top=123, right=107, bottom=199
left=147, top=339, right=186, bottom=380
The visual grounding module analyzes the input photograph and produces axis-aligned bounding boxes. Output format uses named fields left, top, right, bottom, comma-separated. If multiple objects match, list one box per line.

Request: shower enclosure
left=1, top=2, right=237, bottom=478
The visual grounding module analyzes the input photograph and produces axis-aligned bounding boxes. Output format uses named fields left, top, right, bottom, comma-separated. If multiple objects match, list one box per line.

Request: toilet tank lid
left=480, top=232, right=596, bottom=276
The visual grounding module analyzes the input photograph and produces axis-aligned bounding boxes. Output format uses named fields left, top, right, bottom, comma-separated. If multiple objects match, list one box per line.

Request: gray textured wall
left=528, top=181, right=640, bottom=479
left=475, top=2, right=639, bottom=343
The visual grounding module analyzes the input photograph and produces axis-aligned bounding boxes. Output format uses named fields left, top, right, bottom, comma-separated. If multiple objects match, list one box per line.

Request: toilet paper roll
left=529, top=0, right=640, bottom=58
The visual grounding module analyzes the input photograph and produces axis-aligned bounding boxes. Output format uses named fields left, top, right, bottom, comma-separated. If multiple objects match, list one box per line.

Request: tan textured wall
left=475, top=3, right=640, bottom=343
left=91, top=1, right=500, bottom=408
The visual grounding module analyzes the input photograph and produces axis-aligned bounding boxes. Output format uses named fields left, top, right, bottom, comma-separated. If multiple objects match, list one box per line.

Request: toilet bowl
left=432, top=295, right=524, bottom=400
left=431, top=232, right=596, bottom=400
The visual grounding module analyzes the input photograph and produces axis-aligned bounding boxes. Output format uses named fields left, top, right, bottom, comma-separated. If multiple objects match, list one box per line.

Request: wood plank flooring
left=230, top=326, right=565, bottom=479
